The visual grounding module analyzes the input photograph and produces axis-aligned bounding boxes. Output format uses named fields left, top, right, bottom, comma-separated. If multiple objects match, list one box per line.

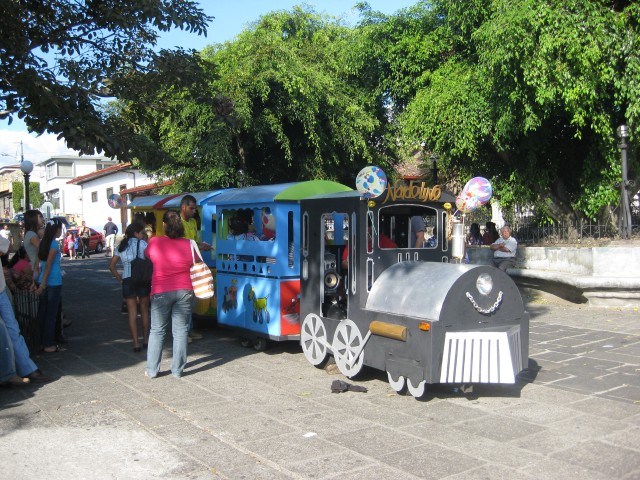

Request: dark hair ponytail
left=38, top=220, right=62, bottom=261
left=118, top=222, right=145, bottom=253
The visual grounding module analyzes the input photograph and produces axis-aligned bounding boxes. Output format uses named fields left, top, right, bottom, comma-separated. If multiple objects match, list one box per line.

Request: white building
left=66, top=162, right=156, bottom=232
left=36, top=155, right=117, bottom=221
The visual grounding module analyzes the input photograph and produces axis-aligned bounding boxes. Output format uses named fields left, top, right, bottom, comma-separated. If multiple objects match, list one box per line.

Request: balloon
left=455, top=191, right=480, bottom=213
left=108, top=193, right=123, bottom=209
left=463, top=177, right=492, bottom=205
left=355, top=166, right=388, bottom=199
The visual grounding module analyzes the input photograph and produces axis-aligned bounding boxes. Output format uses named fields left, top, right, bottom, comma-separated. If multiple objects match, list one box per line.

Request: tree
left=361, top=0, right=639, bottom=222
left=12, top=181, right=43, bottom=212
left=117, top=7, right=390, bottom=190
left=0, top=0, right=210, bottom=160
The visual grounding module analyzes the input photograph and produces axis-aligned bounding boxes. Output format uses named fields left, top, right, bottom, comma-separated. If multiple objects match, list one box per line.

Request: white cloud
left=0, top=129, right=82, bottom=166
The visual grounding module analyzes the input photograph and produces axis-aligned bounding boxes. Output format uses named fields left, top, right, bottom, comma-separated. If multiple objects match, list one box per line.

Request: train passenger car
left=297, top=181, right=529, bottom=398
left=209, top=181, right=352, bottom=350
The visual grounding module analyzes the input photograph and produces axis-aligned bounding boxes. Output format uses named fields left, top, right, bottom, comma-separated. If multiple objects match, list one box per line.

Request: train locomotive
left=198, top=178, right=529, bottom=398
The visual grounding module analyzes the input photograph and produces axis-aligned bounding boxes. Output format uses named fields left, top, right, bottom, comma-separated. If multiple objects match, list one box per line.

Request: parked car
left=63, top=228, right=105, bottom=255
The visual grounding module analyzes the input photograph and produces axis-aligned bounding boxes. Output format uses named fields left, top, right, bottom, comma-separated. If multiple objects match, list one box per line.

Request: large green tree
left=119, top=7, right=390, bottom=189
left=0, top=0, right=210, bottom=160
left=360, top=0, right=639, bottom=222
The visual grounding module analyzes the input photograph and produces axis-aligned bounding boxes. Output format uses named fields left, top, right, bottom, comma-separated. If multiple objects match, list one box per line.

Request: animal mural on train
left=138, top=169, right=528, bottom=399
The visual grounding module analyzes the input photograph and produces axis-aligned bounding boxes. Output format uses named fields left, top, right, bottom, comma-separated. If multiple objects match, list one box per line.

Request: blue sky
left=0, top=1, right=417, bottom=165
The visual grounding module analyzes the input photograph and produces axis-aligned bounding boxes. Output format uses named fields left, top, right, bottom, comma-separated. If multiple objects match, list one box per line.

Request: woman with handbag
left=108, top=222, right=150, bottom=352
left=144, top=210, right=197, bottom=378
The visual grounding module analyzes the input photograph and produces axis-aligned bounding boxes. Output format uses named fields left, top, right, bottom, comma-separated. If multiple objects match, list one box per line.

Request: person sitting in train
left=425, top=225, right=437, bottom=248
left=410, top=215, right=425, bottom=248
left=227, top=215, right=258, bottom=241
left=340, top=227, right=397, bottom=270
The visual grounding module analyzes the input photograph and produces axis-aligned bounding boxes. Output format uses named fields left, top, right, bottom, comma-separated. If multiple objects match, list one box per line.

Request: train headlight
left=476, top=273, right=493, bottom=296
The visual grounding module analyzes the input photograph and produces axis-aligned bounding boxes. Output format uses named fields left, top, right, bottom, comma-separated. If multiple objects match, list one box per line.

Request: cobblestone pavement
left=1, top=256, right=639, bottom=479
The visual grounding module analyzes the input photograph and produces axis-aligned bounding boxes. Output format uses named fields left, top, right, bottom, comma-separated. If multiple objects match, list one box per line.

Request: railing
left=462, top=211, right=640, bottom=245
left=13, top=290, right=41, bottom=353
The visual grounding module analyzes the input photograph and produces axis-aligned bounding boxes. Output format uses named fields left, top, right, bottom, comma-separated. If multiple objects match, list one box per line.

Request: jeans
left=146, top=289, right=192, bottom=378
left=38, top=285, right=62, bottom=348
left=0, top=289, right=37, bottom=377
left=0, top=316, right=17, bottom=382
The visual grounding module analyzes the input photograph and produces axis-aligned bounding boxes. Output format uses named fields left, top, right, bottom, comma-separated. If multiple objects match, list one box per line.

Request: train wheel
left=387, top=372, right=408, bottom=395
left=333, top=319, right=365, bottom=378
left=300, top=313, right=329, bottom=367
left=407, top=378, right=427, bottom=399
left=254, top=337, right=268, bottom=351
left=240, top=337, right=251, bottom=348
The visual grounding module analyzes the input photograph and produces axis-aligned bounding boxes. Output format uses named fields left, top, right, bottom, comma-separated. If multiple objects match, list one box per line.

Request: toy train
left=128, top=179, right=529, bottom=398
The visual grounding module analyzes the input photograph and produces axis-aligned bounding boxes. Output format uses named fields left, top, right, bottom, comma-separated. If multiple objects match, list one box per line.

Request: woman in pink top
left=144, top=210, right=199, bottom=378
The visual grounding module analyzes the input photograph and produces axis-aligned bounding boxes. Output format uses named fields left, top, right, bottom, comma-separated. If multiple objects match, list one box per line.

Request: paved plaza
left=1, top=256, right=639, bottom=479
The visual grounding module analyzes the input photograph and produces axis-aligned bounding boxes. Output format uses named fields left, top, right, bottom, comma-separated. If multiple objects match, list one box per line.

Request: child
left=36, top=219, right=65, bottom=353
left=66, top=231, right=76, bottom=259
left=8, top=246, right=36, bottom=291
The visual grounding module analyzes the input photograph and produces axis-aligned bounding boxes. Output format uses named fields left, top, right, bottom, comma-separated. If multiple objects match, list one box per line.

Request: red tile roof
left=67, top=162, right=133, bottom=184
left=119, top=180, right=175, bottom=195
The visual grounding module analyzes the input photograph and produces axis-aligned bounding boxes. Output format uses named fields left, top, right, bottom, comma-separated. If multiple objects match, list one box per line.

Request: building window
left=91, top=192, right=97, bottom=203
left=119, top=184, right=127, bottom=192
left=106, top=187, right=113, bottom=198
left=96, top=161, right=114, bottom=170
left=45, top=162, right=74, bottom=180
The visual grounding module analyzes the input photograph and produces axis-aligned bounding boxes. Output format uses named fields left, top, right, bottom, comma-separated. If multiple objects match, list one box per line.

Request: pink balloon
left=455, top=191, right=480, bottom=214
left=463, top=177, right=492, bottom=205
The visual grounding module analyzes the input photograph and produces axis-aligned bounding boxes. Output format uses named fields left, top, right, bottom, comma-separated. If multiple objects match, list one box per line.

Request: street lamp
left=617, top=125, right=632, bottom=239
left=20, top=160, right=33, bottom=212
left=430, top=154, right=439, bottom=185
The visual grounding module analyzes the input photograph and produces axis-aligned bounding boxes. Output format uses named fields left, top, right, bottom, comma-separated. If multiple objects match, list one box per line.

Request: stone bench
left=466, top=246, right=640, bottom=307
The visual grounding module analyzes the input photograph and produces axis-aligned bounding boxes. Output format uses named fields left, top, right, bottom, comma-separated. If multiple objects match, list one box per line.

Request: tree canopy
left=4, top=1, right=638, bottom=223
left=392, top=0, right=639, bottom=221
left=117, top=7, right=391, bottom=190
left=0, top=0, right=210, bottom=159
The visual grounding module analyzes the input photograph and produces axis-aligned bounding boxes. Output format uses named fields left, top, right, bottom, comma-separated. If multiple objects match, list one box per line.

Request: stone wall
left=466, top=245, right=640, bottom=308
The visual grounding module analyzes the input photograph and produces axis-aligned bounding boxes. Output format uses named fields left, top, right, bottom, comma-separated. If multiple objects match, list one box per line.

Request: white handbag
left=189, top=240, right=214, bottom=299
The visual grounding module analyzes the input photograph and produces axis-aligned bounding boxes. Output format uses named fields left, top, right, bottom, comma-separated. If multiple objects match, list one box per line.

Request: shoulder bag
left=130, top=239, right=153, bottom=288
left=190, top=240, right=214, bottom=299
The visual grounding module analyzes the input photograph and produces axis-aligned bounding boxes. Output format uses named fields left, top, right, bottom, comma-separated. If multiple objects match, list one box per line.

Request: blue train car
left=205, top=181, right=352, bottom=349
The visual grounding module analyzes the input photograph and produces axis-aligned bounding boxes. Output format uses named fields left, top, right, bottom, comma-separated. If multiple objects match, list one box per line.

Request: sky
left=0, top=1, right=417, bottom=167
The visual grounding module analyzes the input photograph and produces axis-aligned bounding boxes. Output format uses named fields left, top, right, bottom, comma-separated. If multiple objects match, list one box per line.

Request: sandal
left=42, top=345, right=66, bottom=353
left=26, top=370, right=53, bottom=383
left=1, top=375, right=30, bottom=387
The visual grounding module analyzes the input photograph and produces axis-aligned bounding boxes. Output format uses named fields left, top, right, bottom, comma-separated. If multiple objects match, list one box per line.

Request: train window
left=302, top=212, right=309, bottom=257
left=351, top=212, right=357, bottom=294
left=366, top=211, right=373, bottom=254
left=378, top=205, right=438, bottom=249
left=220, top=207, right=278, bottom=241
left=441, top=211, right=448, bottom=252
left=288, top=211, right=294, bottom=269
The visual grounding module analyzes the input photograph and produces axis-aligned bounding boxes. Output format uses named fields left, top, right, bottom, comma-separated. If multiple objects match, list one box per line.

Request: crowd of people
left=2, top=197, right=208, bottom=386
